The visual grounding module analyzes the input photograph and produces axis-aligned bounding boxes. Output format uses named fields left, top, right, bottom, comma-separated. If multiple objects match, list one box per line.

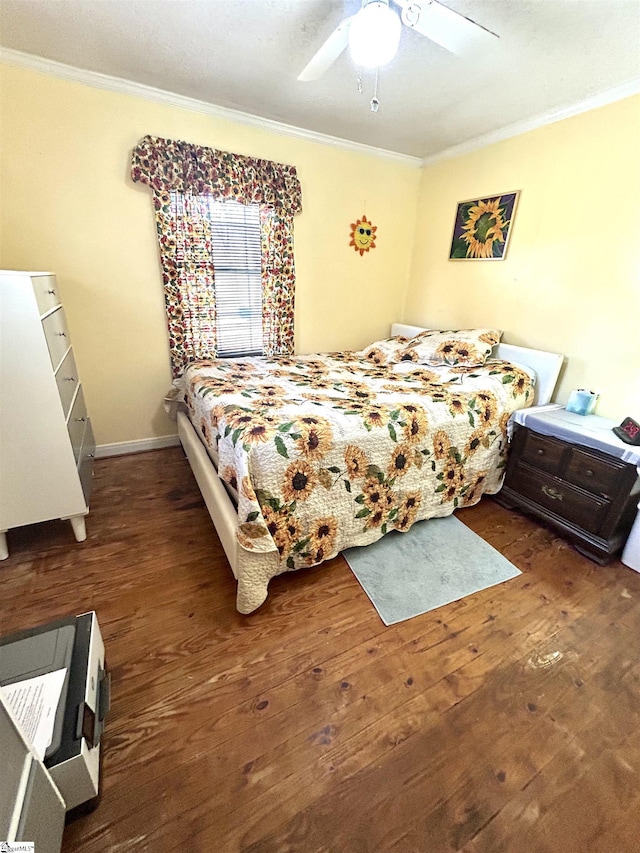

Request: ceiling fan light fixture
left=348, top=0, right=402, bottom=69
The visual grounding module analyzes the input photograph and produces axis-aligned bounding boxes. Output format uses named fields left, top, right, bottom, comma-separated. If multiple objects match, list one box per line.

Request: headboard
left=390, top=323, right=563, bottom=406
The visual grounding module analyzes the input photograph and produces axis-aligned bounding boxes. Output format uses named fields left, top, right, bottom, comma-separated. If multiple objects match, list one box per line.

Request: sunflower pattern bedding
left=180, top=343, right=535, bottom=582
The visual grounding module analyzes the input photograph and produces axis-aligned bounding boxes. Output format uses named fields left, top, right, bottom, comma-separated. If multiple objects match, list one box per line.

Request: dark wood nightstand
left=495, top=408, right=640, bottom=564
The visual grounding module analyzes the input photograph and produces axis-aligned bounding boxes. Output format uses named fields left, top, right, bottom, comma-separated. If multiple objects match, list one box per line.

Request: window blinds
left=208, top=199, right=264, bottom=358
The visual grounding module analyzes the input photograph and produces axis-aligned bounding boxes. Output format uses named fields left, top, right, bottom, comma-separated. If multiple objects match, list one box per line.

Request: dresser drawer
left=78, top=418, right=96, bottom=505
left=564, top=447, right=628, bottom=498
left=519, top=430, right=566, bottom=474
left=55, top=348, right=80, bottom=417
left=32, top=274, right=60, bottom=316
left=508, top=462, right=609, bottom=534
left=42, top=306, right=70, bottom=371
left=67, top=386, right=88, bottom=463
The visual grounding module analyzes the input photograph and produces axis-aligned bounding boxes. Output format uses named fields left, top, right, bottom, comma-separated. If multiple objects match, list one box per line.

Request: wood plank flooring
left=2, top=447, right=640, bottom=852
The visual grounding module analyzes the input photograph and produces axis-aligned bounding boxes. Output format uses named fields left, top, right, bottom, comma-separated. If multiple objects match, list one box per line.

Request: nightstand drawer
left=508, top=462, right=609, bottom=534
left=520, top=430, right=566, bottom=474
left=565, top=447, right=628, bottom=498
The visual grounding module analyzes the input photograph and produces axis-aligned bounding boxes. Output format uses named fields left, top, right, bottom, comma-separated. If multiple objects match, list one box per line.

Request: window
left=208, top=199, right=263, bottom=358
left=132, top=135, right=300, bottom=377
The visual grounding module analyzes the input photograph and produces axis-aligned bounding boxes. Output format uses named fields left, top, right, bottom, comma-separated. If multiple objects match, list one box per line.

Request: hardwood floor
left=3, top=447, right=640, bottom=852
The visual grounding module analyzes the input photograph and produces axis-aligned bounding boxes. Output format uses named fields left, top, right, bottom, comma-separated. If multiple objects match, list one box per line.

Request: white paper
left=0, top=668, right=67, bottom=760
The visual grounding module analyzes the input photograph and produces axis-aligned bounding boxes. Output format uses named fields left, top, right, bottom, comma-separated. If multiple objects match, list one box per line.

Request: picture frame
left=449, top=191, right=520, bottom=261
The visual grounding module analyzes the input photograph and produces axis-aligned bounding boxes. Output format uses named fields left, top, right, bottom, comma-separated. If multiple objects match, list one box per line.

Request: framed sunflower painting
left=449, top=191, right=519, bottom=261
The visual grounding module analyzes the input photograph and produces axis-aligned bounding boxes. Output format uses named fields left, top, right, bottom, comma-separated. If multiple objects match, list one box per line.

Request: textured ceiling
left=1, top=0, right=639, bottom=159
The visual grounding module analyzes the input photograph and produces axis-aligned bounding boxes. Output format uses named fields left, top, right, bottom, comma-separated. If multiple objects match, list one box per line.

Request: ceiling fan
left=297, top=0, right=499, bottom=82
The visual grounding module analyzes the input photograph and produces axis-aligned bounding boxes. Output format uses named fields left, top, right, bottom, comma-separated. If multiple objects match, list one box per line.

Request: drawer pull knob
left=585, top=469, right=594, bottom=477
left=75, top=417, right=86, bottom=423
left=47, top=289, right=56, bottom=295
left=57, top=331, right=67, bottom=337
left=64, top=376, right=77, bottom=382
left=542, top=485, right=563, bottom=501
left=537, top=448, right=545, bottom=455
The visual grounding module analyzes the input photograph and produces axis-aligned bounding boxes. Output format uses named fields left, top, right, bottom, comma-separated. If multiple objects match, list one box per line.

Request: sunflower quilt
left=181, top=349, right=534, bottom=590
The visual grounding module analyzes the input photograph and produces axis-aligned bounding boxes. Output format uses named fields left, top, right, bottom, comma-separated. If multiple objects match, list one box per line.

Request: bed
left=174, top=324, right=563, bottom=613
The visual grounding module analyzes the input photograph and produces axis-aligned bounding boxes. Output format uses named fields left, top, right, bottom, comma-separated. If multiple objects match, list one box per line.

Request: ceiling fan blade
left=397, top=1, right=498, bottom=54
left=297, top=15, right=353, bottom=81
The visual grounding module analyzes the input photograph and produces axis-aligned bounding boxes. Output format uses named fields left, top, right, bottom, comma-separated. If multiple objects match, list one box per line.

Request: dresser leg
left=64, top=515, right=87, bottom=543
left=0, top=530, right=8, bottom=560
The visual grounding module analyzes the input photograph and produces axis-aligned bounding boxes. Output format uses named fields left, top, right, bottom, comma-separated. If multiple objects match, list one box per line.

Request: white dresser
left=0, top=271, right=95, bottom=558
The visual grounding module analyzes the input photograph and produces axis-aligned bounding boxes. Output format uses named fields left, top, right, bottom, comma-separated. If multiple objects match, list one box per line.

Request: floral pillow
left=359, top=335, right=412, bottom=365
left=398, top=328, right=501, bottom=366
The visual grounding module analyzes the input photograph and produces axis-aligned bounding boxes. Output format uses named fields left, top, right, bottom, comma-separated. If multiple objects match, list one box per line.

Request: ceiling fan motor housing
left=349, top=0, right=402, bottom=68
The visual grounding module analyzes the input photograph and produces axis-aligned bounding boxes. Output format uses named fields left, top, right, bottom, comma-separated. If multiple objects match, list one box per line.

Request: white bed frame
left=177, top=324, right=564, bottom=612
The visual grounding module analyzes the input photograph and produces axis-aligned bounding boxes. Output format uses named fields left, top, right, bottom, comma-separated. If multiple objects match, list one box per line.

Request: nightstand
left=495, top=406, right=640, bottom=564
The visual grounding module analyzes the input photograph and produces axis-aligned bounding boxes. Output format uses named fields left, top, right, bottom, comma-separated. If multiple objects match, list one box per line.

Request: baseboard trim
left=96, top=435, right=180, bottom=458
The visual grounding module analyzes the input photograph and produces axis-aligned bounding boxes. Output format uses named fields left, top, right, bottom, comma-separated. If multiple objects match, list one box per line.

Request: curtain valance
left=130, top=135, right=302, bottom=217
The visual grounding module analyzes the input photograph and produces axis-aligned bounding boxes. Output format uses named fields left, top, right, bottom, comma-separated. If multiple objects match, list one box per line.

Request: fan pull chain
left=370, top=67, right=380, bottom=112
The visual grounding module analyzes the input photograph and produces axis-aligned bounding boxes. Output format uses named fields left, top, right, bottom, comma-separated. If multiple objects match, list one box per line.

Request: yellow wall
left=2, top=61, right=638, bottom=445
left=405, top=95, right=640, bottom=421
left=0, top=63, right=420, bottom=445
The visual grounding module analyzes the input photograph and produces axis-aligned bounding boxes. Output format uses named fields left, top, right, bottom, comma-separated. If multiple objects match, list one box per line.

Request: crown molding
left=421, top=77, right=640, bottom=166
left=0, top=47, right=422, bottom=168
left=3, top=47, right=637, bottom=170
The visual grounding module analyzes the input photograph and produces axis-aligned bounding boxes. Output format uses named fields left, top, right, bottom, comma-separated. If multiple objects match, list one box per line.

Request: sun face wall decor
left=350, top=215, right=377, bottom=255
left=449, top=192, right=519, bottom=260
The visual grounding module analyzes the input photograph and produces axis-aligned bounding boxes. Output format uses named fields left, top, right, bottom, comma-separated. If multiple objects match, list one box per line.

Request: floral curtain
left=131, top=134, right=302, bottom=377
